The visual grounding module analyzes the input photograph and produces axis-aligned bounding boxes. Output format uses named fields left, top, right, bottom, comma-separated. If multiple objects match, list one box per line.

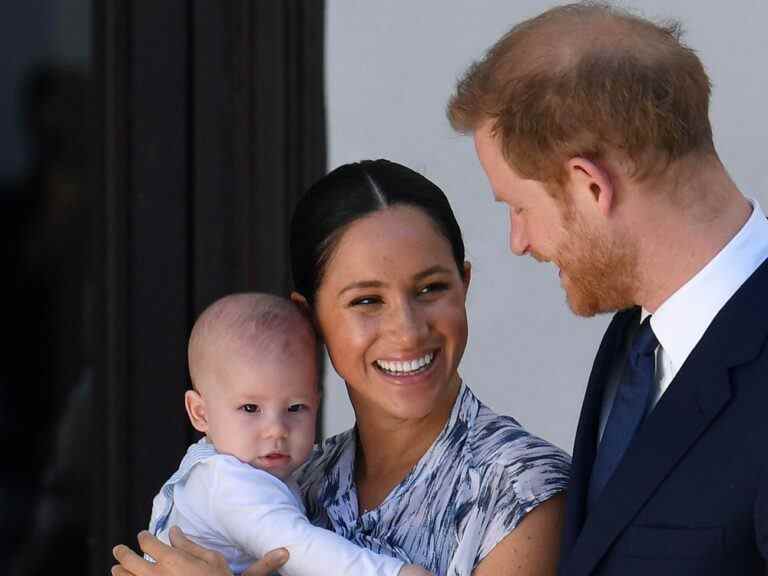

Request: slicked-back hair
left=448, top=2, right=715, bottom=186
left=290, top=159, right=466, bottom=304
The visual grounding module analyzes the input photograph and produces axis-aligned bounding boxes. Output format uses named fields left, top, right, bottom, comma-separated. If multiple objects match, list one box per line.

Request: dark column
left=92, top=1, right=326, bottom=573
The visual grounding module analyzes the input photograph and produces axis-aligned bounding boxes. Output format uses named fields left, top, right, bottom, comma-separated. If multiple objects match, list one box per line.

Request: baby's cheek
left=296, top=422, right=316, bottom=459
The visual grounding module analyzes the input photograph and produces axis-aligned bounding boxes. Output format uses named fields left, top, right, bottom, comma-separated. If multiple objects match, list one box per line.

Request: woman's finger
left=112, top=543, right=153, bottom=576
left=111, top=565, right=137, bottom=576
left=242, top=548, right=289, bottom=576
left=167, top=526, right=229, bottom=567
left=167, top=526, right=213, bottom=561
left=134, top=530, right=174, bottom=563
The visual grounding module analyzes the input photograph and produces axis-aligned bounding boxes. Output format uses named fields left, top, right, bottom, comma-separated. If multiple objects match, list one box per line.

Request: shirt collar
left=648, top=198, right=768, bottom=373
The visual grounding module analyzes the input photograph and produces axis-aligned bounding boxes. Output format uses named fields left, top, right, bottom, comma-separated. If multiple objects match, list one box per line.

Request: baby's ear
left=290, top=291, right=309, bottom=311
left=184, top=389, right=209, bottom=433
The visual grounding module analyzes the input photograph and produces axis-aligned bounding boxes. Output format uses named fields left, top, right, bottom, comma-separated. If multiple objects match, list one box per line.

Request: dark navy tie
left=588, top=316, right=658, bottom=510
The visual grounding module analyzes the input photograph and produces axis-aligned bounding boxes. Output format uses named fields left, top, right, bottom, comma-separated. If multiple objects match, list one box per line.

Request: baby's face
left=201, top=349, right=319, bottom=480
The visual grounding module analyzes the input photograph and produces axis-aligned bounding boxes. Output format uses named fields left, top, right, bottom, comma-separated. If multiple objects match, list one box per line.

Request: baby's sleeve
left=208, top=458, right=405, bottom=576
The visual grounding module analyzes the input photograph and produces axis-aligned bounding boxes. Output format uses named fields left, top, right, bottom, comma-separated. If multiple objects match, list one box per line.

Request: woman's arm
left=111, top=527, right=288, bottom=576
left=472, top=493, right=565, bottom=576
left=112, top=528, right=430, bottom=576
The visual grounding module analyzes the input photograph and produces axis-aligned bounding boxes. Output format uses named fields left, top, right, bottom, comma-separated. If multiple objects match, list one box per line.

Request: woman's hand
left=111, top=526, right=289, bottom=576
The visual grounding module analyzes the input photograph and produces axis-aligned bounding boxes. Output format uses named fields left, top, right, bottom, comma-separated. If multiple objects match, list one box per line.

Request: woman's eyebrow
left=338, top=280, right=384, bottom=297
left=413, top=265, right=452, bottom=281
left=337, top=266, right=451, bottom=297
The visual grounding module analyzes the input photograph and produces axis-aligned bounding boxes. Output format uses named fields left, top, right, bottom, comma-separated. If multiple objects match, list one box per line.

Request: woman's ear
left=184, top=390, right=209, bottom=433
left=291, top=290, right=323, bottom=334
left=461, top=261, right=472, bottom=296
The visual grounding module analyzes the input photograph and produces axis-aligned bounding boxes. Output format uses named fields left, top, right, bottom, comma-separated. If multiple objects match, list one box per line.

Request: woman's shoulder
left=466, top=399, right=571, bottom=479
left=449, top=394, right=570, bottom=568
left=293, top=428, right=356, bottom=486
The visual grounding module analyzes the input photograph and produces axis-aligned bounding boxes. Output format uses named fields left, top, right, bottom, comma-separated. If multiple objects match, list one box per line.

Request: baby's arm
left=207, top=457, right=429, bottom=576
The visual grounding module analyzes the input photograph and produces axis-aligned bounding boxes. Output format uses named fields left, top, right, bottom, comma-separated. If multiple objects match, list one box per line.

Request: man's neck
left=629, top=160, right=752, bottom=312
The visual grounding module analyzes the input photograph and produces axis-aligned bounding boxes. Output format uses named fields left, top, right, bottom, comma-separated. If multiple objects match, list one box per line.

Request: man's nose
left=508, top=209, right=529, bottom=256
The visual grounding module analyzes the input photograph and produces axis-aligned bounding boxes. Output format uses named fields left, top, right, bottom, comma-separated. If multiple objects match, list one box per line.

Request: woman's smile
left=374, top=350, right=436, bottom=376
left=371, top=349, right=441, bottom=393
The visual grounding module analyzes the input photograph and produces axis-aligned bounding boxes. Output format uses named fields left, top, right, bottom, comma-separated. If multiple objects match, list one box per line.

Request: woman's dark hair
left=290, top=159, right=466, bottom=303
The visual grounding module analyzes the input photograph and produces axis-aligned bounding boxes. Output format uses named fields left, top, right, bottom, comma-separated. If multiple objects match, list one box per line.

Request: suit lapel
left=561, top=308, right=639, bottom=558
left=562, top=261, right=768, bottom=576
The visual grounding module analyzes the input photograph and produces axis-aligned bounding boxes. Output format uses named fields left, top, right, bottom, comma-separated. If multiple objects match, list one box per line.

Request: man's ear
left=185, top=390, right=209, bottom=433
left=565, top=157, right=615, bottom=217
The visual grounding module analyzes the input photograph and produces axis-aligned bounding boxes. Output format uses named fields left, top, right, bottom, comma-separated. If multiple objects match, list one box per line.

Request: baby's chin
left=246, top=453, right=306, bottom=480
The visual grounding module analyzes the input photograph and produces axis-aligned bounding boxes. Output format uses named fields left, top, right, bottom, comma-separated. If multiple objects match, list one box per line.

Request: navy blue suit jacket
left=559, top=259, right=768, bottom=575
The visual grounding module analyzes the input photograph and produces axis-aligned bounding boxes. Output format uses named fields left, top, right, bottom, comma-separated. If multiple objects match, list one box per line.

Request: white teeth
left=375, top=352, right=435, bottom=375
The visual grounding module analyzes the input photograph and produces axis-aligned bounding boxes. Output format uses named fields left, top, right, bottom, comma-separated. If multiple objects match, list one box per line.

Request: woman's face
left=312, top=205, right=470, bottom=423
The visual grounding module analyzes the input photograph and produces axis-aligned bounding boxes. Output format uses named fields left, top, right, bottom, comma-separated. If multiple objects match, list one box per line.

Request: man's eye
left=240, top=404, right=260, bottom=414
left=288, top=403, right=308, bottom=413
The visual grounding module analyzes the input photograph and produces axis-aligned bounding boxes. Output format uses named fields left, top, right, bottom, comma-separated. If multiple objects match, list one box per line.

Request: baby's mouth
left=373, top=351, right=436, bottom=376
left=262, top=452, right=289, bottom=462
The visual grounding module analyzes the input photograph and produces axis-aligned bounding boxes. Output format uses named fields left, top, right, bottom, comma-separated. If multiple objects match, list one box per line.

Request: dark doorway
left=1, top=2, right=325, bottom=574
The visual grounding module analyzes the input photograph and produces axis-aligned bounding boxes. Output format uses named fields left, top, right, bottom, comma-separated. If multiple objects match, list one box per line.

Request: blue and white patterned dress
left=295, top=383, right=570, bottom=576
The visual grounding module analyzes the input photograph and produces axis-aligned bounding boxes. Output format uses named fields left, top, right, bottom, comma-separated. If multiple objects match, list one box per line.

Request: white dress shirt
left=599, top=198, right=768, bottom=442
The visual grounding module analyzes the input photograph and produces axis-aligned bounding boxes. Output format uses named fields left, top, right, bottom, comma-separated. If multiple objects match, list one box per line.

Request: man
left=447, top=2, right=768, bottom=575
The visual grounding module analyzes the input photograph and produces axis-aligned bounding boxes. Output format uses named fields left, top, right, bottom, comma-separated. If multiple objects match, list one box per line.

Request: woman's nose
left=385, top=299, right=428, bottom=346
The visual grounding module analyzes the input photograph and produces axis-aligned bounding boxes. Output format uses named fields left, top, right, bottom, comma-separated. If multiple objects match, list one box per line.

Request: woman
left=112, top=160, right=570, bottom=576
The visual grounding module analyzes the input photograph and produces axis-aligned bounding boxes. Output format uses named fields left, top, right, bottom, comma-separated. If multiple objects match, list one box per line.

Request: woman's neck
left=351, top=376, right=461, bottom=508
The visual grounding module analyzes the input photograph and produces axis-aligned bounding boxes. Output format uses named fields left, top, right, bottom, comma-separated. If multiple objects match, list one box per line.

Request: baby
left=148, top=293, right=429, bottom=576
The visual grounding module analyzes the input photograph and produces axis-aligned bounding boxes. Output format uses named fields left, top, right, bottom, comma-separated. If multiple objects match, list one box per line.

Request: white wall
left=323, top=0, right=768, bottom=452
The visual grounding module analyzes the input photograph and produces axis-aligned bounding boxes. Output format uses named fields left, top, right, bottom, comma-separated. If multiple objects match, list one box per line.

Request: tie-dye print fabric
left=295, top=383, right=570, bottom=575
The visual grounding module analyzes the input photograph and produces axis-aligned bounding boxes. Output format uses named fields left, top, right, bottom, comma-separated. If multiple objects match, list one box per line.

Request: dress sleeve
left=474, top=441, right=570, bottom=564
left=207, top=457, right=405, bottom=576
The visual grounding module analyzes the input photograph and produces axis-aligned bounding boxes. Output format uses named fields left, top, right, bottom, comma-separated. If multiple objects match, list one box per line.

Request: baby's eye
left=240, top=404, right=260, bottom=414
left=288, top=403, right=308, bottom=413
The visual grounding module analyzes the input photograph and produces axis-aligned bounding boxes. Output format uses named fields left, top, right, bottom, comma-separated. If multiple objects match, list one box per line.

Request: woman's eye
left=349, top=295, right=381, bottom=307
left=288, top=403, right=308, bottom=413
left=419, top=282, right=449, bottom=296
left=240, top=404, right=260, bottom=414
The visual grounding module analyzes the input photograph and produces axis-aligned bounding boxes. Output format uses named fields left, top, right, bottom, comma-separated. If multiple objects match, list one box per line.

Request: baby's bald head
left=188, top=293, right=317, bottom=394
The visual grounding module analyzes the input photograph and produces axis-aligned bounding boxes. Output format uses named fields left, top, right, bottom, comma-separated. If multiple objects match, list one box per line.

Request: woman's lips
left=372, top=350, right=440, bottom=383
left=373, top=350, right=437, bottom=376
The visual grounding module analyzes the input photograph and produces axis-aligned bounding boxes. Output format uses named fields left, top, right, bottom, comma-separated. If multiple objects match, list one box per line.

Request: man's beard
left=555, top=211, right=639, bottom=317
